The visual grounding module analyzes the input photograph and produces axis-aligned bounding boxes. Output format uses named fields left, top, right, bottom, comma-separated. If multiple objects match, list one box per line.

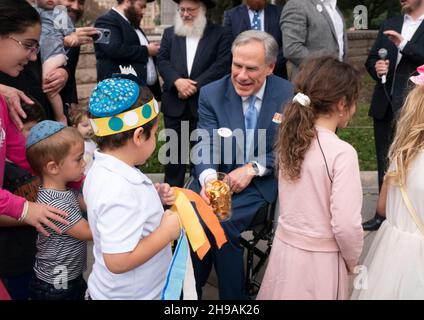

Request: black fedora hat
left=173, top=0, right=216, bottom=9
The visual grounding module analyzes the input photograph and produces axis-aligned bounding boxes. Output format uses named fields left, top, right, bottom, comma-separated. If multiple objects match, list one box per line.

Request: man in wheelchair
left=188, top=30, right=293, bottom=299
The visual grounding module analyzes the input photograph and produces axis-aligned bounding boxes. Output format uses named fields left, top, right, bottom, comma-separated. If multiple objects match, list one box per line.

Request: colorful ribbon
left=161, top=187, right=228, bottom=300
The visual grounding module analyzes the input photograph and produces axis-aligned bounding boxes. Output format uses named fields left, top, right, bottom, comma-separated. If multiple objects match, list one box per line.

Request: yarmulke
left=26, top=120, right=66, bottom=149
left=89, top=77, right=140, bottom=117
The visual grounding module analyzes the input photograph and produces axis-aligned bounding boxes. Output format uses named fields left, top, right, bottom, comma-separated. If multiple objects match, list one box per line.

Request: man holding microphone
left=363, top=0, right=424, bottom=231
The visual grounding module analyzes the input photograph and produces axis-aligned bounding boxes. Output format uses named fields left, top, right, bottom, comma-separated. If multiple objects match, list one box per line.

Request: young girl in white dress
left=352, top=71, right=424, bottom=300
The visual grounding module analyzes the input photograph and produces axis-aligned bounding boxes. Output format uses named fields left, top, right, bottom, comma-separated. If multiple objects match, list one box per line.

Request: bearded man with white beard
left=362, top=0, right=424, bottom=231
left=157, top=0, right=232, bottom=187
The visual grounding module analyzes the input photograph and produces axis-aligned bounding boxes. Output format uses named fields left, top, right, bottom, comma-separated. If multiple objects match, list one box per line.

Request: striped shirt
left=34, top=187, right=87, bottom=284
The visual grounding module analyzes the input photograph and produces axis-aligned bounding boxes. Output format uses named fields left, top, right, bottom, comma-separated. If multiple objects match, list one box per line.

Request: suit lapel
left=175, top=35, right=188, bottom=78
left=190, top=26, right=210, bottom=78
left=110, top=9, right=138, bottom=40
left=394, top=15, right=404, bottom=33
left=225, top=81, right=245, bottom=154
left=312, top=0, right=338, bottom=43
left=256, top=78, right=277, bottom=133
left=264, top=5, right=271, bottom=33
left=409, top=18, right=424, bottom=43
left=241, top=5, right=252, bottom=29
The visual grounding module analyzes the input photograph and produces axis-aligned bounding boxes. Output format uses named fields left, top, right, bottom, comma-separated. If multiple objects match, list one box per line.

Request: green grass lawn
left=337, top=102, right=376, bottom=171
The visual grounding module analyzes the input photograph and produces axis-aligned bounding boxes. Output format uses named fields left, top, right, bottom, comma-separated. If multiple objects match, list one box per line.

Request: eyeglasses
left=177, top=6, right=200, bottom=15
left=8, top=36, right=40, bottom=56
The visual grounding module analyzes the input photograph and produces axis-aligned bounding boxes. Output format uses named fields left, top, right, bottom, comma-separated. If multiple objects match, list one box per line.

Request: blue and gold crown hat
left=88, top=74, right=160, bottom=137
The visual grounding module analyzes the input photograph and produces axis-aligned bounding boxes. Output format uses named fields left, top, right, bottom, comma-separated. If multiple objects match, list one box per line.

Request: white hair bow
left=292, top=92, right=311, bottom=107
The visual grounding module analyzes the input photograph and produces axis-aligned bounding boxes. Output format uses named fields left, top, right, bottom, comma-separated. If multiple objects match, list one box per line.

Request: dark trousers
left=191, top=184, right=267, bottom=300
left=373, top=108, right=395, bottom=190
left=163, top=109, right=197, bottom=187
left=2, top=271, right=34, bottom=300
left=29, top=275, right=87, bottom=300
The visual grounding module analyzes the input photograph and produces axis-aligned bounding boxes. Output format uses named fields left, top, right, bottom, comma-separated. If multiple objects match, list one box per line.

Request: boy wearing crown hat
left=25, top=120, right=92, bottom=300
left=83, top=75, right=180, bottom=300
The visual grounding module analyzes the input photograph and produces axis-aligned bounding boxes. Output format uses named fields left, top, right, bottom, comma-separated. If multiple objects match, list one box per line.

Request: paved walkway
left=84, top=171, right=380, bottom=300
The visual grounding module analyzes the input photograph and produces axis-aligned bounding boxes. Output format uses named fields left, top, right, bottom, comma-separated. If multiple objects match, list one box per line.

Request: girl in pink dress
left=257, top=56, right=364, bottom=300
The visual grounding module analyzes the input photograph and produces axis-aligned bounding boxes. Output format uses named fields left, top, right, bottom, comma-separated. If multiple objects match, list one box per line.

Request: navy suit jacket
left=94, top=9, right=161, bottom=100
left=223, top=4, right=287, bottom=79
left=192, top=74, right=293, bottom=203
left=366, top=16, right=424, bottom=120
left=157, top=23, right=232, bottom=118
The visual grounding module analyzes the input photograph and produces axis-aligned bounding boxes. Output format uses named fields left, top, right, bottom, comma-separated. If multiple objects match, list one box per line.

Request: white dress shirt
left=112, top=7, right=157, bottom=85
left=248, top=8, right=265, bottom=31
left=186, top=36, right=200, bottom=76
left=396, top=14, right=424, bottom=67
left=322, top=0, right=344, bottom=61
left=199, top=81, right=269, bottom=187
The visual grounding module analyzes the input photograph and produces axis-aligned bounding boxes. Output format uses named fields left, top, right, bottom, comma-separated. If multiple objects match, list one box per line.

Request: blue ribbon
left=161, top=230, right=189, bottom=300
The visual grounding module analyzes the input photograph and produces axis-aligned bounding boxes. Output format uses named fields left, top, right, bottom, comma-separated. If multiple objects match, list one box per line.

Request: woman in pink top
left=0, top=1, right=70, bottom=299
left=0, top=1, right=68, bottom=237
left=257, top=56, right=364, bottom=300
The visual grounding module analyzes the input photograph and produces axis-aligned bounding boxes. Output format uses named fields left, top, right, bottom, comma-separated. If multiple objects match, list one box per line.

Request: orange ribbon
left=174, top=187, right=227, bottom=259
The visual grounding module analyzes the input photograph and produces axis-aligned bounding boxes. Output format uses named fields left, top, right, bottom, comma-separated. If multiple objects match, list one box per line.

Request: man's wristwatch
left=249, top=161, right=260, bottom=176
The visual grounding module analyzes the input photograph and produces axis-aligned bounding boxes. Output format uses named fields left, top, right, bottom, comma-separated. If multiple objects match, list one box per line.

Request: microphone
left=378, top=48, right=388, bottom=84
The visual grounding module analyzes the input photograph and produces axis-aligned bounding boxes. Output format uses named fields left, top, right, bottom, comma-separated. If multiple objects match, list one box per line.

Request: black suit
left=366, top=15, right=424, bottom=188
left=157, top=23, right=232, bottom=187
left=223, top=4, right=287, bottom=79
left=94, top=9, right=161, bottom=100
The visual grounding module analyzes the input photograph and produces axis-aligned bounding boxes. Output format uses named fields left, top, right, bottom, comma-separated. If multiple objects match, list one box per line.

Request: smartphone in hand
left=92, top=28, right=111, bottom=44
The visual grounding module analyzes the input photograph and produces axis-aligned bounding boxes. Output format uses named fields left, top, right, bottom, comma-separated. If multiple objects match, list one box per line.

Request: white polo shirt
left=83, top=151, right=171, bottom=300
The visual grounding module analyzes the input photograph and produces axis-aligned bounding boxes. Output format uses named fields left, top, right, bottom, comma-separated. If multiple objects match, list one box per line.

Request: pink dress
left=257, top=126, right=364, bottom=300
left=0, top=95, right=30, bottom=219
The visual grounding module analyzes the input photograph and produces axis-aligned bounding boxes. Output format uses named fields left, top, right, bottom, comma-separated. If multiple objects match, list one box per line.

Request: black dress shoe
left=362, top=213, right=386, bottom=231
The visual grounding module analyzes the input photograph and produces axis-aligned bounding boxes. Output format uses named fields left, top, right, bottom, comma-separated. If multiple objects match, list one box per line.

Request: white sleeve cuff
left=399, top=39, right=408, bottom=51
left=253, top=161, right=270, bottom=177
left=199, top=169, right=217, bottom=188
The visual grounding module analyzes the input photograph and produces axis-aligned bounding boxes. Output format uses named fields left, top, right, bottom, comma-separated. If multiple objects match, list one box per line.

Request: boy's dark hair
left=0, top=0, right=40, bottom=36
left=90, top=85, right=158, bottom=151
left=21, top=97, right=46, bottom=124
left=26, top=127, right=84, bottom=176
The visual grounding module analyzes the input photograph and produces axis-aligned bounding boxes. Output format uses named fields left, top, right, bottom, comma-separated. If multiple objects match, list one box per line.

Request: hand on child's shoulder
left=160, top=209, right=181, bottom=241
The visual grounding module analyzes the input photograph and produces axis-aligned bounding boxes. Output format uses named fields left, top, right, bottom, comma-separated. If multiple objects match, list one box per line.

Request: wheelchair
left=183, top=175, right=277, bottom=298
left=241, top=200, right=277, bottom=297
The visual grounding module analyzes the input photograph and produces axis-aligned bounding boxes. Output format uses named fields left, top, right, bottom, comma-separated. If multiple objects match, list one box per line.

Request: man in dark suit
left=157, top=0, right=232, bottom=187
left=94, top=0, right=161, bottom=100
left=363, top=0, right=424, bottom=231
left=190, top=30, right=293, bottom=299
left=223, top=0, right=287, bottom=79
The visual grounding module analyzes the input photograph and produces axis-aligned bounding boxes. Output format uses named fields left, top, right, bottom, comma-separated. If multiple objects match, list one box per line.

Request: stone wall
left=75, top=30, right=378, bottom=104
left=346, top=30, right=378, bottom=72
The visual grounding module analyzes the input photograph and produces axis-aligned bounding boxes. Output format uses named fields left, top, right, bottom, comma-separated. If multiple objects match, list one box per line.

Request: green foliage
left=208, top=0, right=239, bottom=24
left=337, top=102, right=376, bottom=171
left=338, top=0, right=401, bottom=29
